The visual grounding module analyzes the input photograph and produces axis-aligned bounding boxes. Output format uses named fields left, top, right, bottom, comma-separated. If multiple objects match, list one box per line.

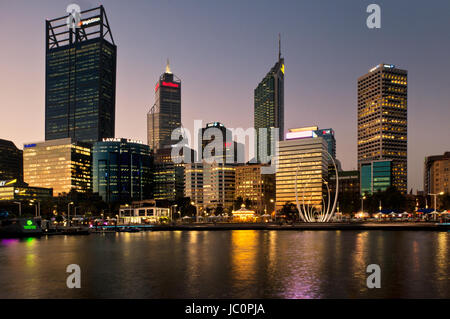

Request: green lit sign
left=23, top=220, right=37, bottom=230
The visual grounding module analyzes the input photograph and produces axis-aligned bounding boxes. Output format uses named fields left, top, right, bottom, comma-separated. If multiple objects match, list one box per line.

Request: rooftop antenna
left=278, top=33, right=281, bottom=60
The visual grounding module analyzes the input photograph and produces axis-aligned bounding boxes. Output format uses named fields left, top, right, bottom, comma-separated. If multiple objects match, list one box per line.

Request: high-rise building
left=254, top=36, right=284, bottom=163
left=275, top=127, right=329, bottom=212
left=45, top=6, right=116, bottom=143
left=357, top=64, right=407, bottom=193
left=92, top=138, right=152, bottom=204
left=0, top=139, right=23, bottom=182
left=360, top=160, right=392, bottom=195
left=235, top=163, right=275, bottom=214
left=23, top=138, right=92, bottom=196
left=424, top=152, right=450, bottom=194
left=147, top=60, right=181, bottom=152
left=203, top=162, right=236, bottom=213
left=184, top=162, right=204, bottom=206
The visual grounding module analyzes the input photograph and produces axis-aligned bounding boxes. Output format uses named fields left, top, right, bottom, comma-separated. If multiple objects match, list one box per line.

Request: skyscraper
left=45, top=6, right=116, bottom=143
left=147, top=60, right=181, bottom=152
left=254, top=36, right=284, bottom=163
left=357, top=64, right=408, bottom=193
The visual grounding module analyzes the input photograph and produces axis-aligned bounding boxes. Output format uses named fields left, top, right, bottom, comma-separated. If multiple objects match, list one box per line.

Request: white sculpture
left=294, top=150, right=339, bottom=223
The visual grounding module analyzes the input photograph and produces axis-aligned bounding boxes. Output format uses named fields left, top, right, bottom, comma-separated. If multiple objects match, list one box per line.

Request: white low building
left=119, top=206, right=170, bottom=224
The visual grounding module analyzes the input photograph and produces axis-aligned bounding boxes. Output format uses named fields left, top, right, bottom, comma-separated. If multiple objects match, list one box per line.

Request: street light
left=30, top=200, right=41, bottom=217
left=361, top=196, right=366, bottom=214
left=191, top=201, right=198, bottom=223
left=67, top=202, right=74, bottom=226
left=170, top=204, right=178, bottom=222
left=428, top=192, right=444, bottom=220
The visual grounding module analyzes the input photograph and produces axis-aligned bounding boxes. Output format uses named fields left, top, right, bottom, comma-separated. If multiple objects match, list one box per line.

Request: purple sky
left=1, top=0, right=450, bottom=192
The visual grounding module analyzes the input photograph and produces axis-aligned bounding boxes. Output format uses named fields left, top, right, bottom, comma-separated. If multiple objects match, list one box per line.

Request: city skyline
left=1, top=1, right=450, bottom=192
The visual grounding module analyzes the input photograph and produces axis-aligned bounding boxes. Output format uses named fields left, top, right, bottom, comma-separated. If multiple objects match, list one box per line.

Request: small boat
left=0, top=218, right=43, bottom=238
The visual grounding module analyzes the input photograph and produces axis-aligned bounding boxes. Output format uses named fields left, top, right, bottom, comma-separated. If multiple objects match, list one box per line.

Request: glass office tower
left=254, top=38, right=284, bottom=163
left=92, top=139, right=152, bottom=204
left=45, top=6, right=116, bottom=143
left=358, top=64, right=407, bottom=193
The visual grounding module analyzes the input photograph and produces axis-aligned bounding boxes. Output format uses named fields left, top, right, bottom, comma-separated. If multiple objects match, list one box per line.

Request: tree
left=234, top=197, right=243, bottom=210
left=441, top=193, right=450, bottom=210
left=279, top=202, right=299, bottom=222
left=244, top=198, right=253, bottom=210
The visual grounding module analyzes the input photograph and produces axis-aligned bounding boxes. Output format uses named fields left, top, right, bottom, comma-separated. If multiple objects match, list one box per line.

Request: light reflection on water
left=0, top=230, right=449, bottom=299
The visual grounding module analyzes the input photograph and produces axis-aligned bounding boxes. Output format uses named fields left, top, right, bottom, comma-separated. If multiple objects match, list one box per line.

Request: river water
left=0, top=230, right=448, bottom=298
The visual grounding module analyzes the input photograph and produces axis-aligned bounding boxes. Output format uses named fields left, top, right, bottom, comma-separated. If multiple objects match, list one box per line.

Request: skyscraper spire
left=278, top=33, right=281, bottom=61
left=165, top=58, right=172, bottom=74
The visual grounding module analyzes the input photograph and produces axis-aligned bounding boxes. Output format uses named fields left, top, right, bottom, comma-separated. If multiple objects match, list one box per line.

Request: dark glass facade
left=254, top=56, right=284, bottom=162
left=153, top=147, right=185, bottom=201
left=314, top=128, right=336, bottom=159
left=147, top=65, right=181, bottom=151
left=46, top=7, right=116, bottom=143
left=92, top=139, right=152, bottom=204
left=0, top=139, right=23, bottom=182
left=360, top=160, right=392, bottom=195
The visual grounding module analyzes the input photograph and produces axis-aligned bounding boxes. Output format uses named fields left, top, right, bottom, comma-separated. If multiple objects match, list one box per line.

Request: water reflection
left=0, top=231, right=448, bottom=298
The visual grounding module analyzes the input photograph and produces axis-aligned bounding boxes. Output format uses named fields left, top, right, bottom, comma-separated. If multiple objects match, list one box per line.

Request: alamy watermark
left=366, top=264, right=381, bottom=288
left=66, top=264, right=81, bottom=288
left=170, top=121, right=278, bottom=174
left=366, top=4, right=381, bottom=29
left=66, top=4, right=81, bottom=31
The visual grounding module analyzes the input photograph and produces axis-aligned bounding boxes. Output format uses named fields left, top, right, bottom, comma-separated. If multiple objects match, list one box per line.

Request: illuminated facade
left=184, top=162, right=204, bottom=206
left=357, top=64, right=407, bottom=193
left=23, top=138, right=92, bottom=196
left=147, top=61, right=181, bottom=152
left=203, top=162, right=236, bottom=212
left=235, top=164, right=275, bottom=214
left=45, top=6, right=116, bottom=143
left=424, top=152, right=450, bottom=194
left=0, top=139, right=23, bottom=182
left=254, top=38, right=284, bottom=163
left=275, top=127, right=329, bottom=212
left=0, top=180, right=52, bottom=201
left=92, top=138, right=152, bottom=203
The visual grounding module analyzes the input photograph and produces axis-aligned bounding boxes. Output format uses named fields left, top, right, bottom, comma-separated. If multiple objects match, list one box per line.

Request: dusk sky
left=1, top=0, right=450, bottom=192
